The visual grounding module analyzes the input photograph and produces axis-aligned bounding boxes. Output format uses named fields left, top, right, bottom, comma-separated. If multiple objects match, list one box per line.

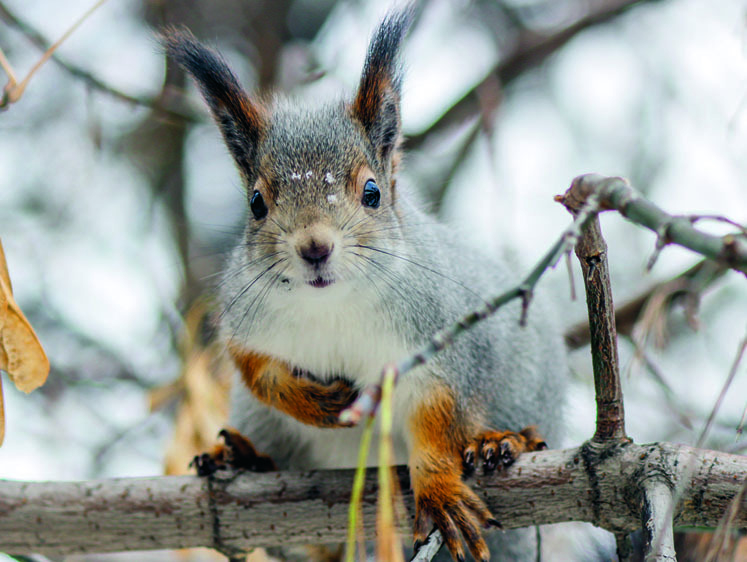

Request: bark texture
left=1, top=442, right=745, bottom=556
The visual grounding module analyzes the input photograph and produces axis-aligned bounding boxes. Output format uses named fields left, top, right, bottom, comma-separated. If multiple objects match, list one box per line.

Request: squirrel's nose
left=299, top=240, right=334, bottom=266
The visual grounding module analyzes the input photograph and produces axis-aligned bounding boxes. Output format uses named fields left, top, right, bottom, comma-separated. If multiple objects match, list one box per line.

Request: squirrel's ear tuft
left=352, top=9, right=413, bottom=164
left=162, top=27, right=264, bottom=180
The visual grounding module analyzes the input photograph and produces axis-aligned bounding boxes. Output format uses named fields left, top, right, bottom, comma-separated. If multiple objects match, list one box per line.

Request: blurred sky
left=0, top=0, right=745, bottom=487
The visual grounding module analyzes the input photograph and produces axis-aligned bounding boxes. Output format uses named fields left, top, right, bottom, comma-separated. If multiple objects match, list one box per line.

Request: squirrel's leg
left=409, top=384, right=498, bottom=562
left=462, top=425, right=548, bottom=475
left=192, top=428, right=276, bottom=476
left=229, top=346, right=358, bottom=428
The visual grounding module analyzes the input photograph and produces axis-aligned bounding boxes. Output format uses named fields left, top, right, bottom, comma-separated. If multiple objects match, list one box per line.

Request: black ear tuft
left=352, top=9, right=414, bottom=164
left=162, top=27, right=264, bottom=180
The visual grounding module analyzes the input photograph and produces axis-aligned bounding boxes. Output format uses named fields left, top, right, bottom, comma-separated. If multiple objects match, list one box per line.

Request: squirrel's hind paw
left=413, top=476, right=497, bottom=562
left=191, top=428, right=276, bottom=476
left=462, top=425, right=547, bottom=475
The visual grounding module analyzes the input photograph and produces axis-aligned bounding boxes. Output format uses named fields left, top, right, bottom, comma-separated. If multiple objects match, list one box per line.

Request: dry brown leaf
left=0, top=238, right=50, bottom=446
left=0, top=238, right=49, bottom=394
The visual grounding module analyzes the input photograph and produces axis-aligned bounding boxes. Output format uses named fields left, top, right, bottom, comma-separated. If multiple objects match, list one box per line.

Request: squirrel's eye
left=362, top=179, right=380, bottom=208
left=250, top=190, right=268, bottom=220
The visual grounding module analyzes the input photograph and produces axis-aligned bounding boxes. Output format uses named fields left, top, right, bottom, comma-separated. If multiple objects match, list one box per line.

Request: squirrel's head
left=164, top=12, right=413, bottom=299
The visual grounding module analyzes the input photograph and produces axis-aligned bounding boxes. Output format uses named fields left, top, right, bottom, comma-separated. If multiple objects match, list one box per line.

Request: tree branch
left=0, top=1, right=197, bottom=121
left=0, top=443, right=744, bottom=556
left=564, top=259, right=727, bottom=350
left=406, top=0, right=661, bottom=150
left=560, top=174, right=747, bottom=275
left=571, top=214, right=627, bottom=442
left=640, top=478, right=677, bottom=561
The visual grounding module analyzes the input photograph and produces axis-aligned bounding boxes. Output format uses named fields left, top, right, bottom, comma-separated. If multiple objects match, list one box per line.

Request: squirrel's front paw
left=413, top=473, right=499, bottom=562
left=462, top=425, right=547, bottom=475
left=191, top=428, right=276, bottom=476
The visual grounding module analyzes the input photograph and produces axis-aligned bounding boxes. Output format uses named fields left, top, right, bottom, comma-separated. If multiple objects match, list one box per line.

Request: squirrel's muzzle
left=298, top=240, right=334, bottom=266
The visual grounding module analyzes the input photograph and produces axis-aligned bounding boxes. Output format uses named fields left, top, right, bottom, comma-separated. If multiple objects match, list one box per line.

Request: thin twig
left=695, top=331, right=747, bottom=450
left=1, top=0, right=109, bottom=106
left=15, top=0, right=109, bottom=98
left=686, top=214, right=747, bottom=236
left=0, top=1, right=197, bottom=121
left=560, top=174, right=747, bottom=275
left=339, top=194, right=601, bottom=425
left=410, top=529, right=443, bottom=562
left=0, top=45, right=17, bottom=83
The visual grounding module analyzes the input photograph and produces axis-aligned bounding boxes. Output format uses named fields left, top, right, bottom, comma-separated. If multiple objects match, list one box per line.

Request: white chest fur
left=251, top=281, right=408, bottom=384
left=236, top=280, right=420, bottom=468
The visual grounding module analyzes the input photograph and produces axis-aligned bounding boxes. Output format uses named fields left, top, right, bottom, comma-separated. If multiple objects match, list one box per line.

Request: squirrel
left=165, top=10, right=567, bottom=562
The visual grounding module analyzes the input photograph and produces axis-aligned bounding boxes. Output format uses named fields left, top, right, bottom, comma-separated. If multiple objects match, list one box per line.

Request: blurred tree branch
left=406, top=0, right=663, bottom=150
left=0, top=0, right=198, bottom=120
left=564, top=259, right=727, bottom=349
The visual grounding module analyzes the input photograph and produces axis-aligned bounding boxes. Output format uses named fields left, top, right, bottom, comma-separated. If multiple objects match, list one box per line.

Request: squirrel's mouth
left=308, top=277, right=334, bottom=288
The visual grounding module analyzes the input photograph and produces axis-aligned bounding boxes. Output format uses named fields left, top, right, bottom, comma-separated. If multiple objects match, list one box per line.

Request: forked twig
left=1, top=0, right=109, bottom=107
left=561, top=174, right=747, bottom=275
left=0, top=1, right=197, bottom=120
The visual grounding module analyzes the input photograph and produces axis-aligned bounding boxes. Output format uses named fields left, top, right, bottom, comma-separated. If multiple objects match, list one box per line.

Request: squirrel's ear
left=352, top=10, right=413, bottom=165
left=163, top=28, right=264, bottom=181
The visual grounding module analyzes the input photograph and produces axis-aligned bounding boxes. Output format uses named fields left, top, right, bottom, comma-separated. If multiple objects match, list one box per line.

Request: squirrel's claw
left=465, top=425, right=548, bottom=475
left=413, top=477, right=494, bottom=562
left=191, top=427, right=276, bottom=475
left=191, top=452, right=221, bottom=476
left=462, top=443, right=478, bottom=475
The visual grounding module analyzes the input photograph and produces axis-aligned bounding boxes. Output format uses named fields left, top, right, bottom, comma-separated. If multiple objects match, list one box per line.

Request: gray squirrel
left=165, top=10, right=567, bottom=561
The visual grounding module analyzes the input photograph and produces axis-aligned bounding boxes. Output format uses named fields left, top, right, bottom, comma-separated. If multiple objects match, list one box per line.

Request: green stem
left=345, top=415, right=375, bottom=562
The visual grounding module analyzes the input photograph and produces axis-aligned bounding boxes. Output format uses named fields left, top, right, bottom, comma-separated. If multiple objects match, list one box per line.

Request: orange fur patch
left=228, top=345, right=358, bottom=428
left=353, top=75, right=392, bottom=132
left=408, top=385, right=493, bottom=561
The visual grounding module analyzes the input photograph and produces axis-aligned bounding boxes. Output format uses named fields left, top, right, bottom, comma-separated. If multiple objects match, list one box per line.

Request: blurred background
left=0, top=0, right=746, bottom=559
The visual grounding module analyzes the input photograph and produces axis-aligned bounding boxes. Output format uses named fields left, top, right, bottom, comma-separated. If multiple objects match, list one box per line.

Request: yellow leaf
left=0, top=238, right=49, bottom=393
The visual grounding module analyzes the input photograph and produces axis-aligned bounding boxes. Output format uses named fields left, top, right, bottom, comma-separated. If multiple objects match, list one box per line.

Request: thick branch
left=1, top=442, right=745, bottom=556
